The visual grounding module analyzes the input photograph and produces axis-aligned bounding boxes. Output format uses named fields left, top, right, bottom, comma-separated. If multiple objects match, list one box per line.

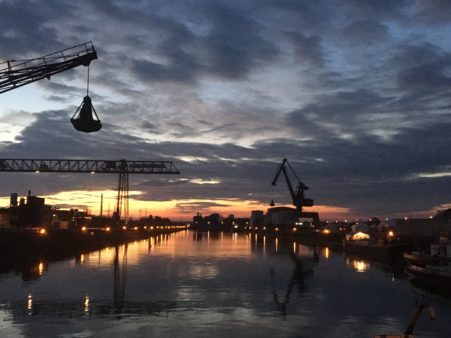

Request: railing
left=0, top=42, right=97, bottom=94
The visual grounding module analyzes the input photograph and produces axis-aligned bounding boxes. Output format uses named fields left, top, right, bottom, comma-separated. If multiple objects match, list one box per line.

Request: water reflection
left=27, top=293, right=32, bottom=315
left=270, top=253, right=314, bottom=318
left=113, top=244, right=127, bottom=314
left=0, top=231, right=450, bottom=337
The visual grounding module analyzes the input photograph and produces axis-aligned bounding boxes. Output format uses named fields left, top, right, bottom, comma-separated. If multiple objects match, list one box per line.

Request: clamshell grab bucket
left=71, top=95, right=102, bottom=133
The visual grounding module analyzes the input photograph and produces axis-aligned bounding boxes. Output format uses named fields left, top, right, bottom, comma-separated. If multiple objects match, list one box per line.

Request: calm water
left=0, top=231, right=450, bottom=338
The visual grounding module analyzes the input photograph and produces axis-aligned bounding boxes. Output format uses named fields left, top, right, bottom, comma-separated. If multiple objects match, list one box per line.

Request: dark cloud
left=2, top=0, right=451, bottom=219
left=286, top=31, right=325, bottom=66
left=342, top=20, right=391, bottom=44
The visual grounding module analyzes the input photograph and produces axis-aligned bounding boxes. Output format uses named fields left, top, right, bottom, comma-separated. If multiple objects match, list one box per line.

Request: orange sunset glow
left=1, top=190, right=351, bottom=220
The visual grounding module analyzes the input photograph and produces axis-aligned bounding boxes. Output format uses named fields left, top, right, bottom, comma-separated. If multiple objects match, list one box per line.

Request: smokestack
left=10, top=193, right=18, bottom=207
left=100, top=193, right=103, bottom=217
left=28, top=190, right=31, bottom=197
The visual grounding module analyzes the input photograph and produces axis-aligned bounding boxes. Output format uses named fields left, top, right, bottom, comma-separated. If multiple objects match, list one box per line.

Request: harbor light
left=234, top=225, right=238, bottom=229
left=105, top=227, right=111, bottom=232
left=39, top=228, right=47, bottom=235
left=122, top=226, right=127, bottom=230
left=388, top=230, right=394, bottom=238
left=352, top=232, right=370, bottom=240
left=292, top=227, right=297, bottom=232
left=275, top=227, right=279, bottom=232
left=322, top=229, right=330, bottom=235
left=134, top=226, right=138, bottom=231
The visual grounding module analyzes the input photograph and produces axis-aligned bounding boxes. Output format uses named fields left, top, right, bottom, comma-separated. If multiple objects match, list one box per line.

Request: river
left=0, top=230, right=450, bottom=337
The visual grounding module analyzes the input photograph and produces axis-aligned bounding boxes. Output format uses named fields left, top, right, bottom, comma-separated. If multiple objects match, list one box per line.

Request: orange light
left=134, top=226, right=138, bottom=231
left=275, top=227, right=279, bottom=231
left=322, top=229, right=330, bottom=235
left=81, top=226, right=87, bottom=232
left=292, top=227, right=297, bottom=232
left=39, top=228, right=47, bottom=235
left=122, top=226, right=127, bottom=230
left=388, top=230, right=394, bottom=238
left=105, top=227, right=111, bottom=232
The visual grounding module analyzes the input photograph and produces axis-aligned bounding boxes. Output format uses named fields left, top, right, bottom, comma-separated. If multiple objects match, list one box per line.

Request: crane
left=0, top=158, right=180, bottom=226
left=0, top=42, right=101, bottom=132
left=271, top=158, right=319, bottom=223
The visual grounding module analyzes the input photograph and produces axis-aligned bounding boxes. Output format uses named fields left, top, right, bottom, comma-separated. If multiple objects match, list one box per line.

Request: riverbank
left=0, top=227, right=186, bottom=277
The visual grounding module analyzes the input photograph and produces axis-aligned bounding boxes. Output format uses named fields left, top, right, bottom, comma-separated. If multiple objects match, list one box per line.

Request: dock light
left=388, top=230, right=394, bottom=238
left=134, top=226, right=138, bottom=231
left=34, top=170, right=40, bottom=174
left=105, top=227, right=111, bottom=232
left=144, top=226, right=147, bottom=229
left=150, top=226, right=154, bottom=230
left=81, top=226, right=87, bottom=232
left=90, top=171, right=95, bottom=174
left=254, top=227, right=258, bottom=230
left=39, top=228, right=47, bottom=235
left=275, top=227, right=279, bottom=232
left=292, top=227, right=297, bottom=231
left=234, top=225, right=238, bottom=229
left=263, top=227, right=266, bottom=230
left=122, top=226, right=127, bottom=230
left=322, top=229, right=330, bottom=235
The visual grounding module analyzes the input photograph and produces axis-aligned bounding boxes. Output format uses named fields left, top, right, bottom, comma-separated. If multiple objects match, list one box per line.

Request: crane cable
left=86, top=64, right=90, bottom=96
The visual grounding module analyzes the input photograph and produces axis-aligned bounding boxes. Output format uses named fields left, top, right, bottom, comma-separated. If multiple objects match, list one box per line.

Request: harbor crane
left=271, top=158, right=319, bottom=223
left=0, top=159, right=180, bottom=226
left=0, top=42, right=102, bottom=132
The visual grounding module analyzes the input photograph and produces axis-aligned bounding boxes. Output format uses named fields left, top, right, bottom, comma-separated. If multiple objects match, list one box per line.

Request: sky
left=1, top=0, right=451, bottom=221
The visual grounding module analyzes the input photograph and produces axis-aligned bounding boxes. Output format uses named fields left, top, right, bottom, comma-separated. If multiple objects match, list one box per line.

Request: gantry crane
left=0, top=42, right=101, bottom=132
left=0, top=159, right=180, bottom=226
left=271, top=158, right=319, bottom=223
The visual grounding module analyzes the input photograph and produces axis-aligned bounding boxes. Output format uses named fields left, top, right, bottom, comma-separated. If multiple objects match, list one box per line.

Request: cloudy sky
left=1, top=0, right=451, bottom=220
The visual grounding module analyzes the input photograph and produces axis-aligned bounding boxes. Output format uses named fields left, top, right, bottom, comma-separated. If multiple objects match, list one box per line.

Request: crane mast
left=0, top=42, right=97, bottom=94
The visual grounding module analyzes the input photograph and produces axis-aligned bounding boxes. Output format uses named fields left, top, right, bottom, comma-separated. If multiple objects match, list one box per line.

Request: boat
left=406, top=232, right=451, bottom=294
left=343, top=231, right=406, bottom=261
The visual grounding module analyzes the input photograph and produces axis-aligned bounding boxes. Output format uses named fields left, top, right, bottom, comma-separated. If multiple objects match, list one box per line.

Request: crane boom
left=0, top=159, right=179, bottom=174
left=0, top=42, right=97, bottom=94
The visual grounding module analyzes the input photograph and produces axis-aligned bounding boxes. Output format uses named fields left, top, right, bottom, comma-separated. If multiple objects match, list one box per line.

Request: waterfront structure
left=392, top=209, right=451, bottom=238
left=250, top=210, right=264, bottom=228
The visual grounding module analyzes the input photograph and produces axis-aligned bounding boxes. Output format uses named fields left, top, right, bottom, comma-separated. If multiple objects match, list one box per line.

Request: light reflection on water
left=0, top=230, right=450, bottom=337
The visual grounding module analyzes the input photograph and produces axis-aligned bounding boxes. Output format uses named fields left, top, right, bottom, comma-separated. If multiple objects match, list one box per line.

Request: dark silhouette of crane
left=0, top=158, right=179, bottom=226
left=0, top=42, right=102, bottom=132
left=271, top=158, right=319, bottom=223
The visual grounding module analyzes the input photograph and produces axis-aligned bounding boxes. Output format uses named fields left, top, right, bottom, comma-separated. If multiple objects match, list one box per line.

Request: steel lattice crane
left=0, top=159, right=180, bottom=226
left=0, top=42, right=102, bottom=132
left=271, top=158, right=319, bottom=223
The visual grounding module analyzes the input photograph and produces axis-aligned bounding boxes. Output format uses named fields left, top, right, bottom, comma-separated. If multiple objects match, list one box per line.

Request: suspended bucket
left=71, top=95, right=102, bottom=133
